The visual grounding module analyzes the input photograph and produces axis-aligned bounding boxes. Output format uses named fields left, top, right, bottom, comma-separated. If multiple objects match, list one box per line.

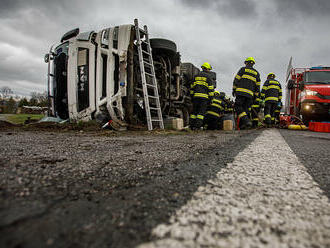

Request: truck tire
left=181, top=63, right=200, bottom=85
left=150, top=39, right=177, bottom=54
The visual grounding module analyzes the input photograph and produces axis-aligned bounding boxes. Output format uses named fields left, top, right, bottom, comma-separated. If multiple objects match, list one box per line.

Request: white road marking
left=138, top=129, right=330, bottom=248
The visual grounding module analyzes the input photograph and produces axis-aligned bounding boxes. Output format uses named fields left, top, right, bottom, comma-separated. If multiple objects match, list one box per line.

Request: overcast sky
left=1, top=0, right=330, bottom=98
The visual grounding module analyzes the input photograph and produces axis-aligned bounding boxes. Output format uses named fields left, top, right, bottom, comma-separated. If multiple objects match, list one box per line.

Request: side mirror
left=44, top=54, right=49, bottom=63
left=299, top=82, right=304, bottom=91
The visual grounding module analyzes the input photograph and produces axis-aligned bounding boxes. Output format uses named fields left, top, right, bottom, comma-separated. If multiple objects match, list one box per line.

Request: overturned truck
left=45, top=19, right=209, bottom=129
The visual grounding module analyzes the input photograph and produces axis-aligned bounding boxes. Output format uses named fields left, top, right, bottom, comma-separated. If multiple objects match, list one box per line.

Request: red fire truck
left=285, top=59, right=330, bottom=125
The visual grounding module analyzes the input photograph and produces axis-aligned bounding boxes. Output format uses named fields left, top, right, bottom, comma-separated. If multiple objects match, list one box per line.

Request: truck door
left=67, top=41, right=96, bottom=120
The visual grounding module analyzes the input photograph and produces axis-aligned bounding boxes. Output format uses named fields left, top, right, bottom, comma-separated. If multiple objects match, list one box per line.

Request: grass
left=6, top=114, right=45, bottom=125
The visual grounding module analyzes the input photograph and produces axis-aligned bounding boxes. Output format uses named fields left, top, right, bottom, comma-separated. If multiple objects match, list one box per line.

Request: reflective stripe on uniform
left=256, top=81, right=261, bottom=86
left=265, top=96, right=278, bottom=101
left=252, top=105, right=259, bottom=108
left=195, top=77, right=207, bottom=81
left=213, top=99, right=222, bottom=105
left=190, top=90, right=194, bottom=95
left=197, top=115, right=204, bottom=120
left=209, top=91, right=214, bottom=97
left=211, top=103, right=223, bottom=110
left=193, top=81, right=208, bottom=87
left=245, top=68, right=257, bottom=75
left=208, top=85, right=214, bottom=90
left=242, top=74, right=256, bottom=82
left=194, top=93, right=209, bottom=98
left=253, top=118, right=259, bottom=121
left=268, top=85, right=280, bottom=90
left=190, top=114, right=196, bottom=119
left=207, top=111, right=220, bottom=117
left=279, top=96, right=282, bottom=100
left=235, top=75, right=241, bottom=80
left=269, top=80, right=279, bottom=84
left=264, top=114, right=271, bottom=118
left=236, top=88, right=254, bottom=96
left=238, top=112, right=247, bottom=118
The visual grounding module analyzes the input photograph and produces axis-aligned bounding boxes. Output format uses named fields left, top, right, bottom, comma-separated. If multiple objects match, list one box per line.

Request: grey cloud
left=1, top=0, right=330, bottom=99
left=180, top=0, right=257, bottom=18
left=274, top=0, right=330, bottom=17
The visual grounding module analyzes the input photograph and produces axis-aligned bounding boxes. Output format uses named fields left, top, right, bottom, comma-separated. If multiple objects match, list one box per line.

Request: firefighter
left=204, top=91, right=225, bottom=130
left=190, top=62, right=215, bottom=130
left=224, top=95, right=234, bottom=114
left=251, top=94, right=261, bottom=128
left=233, top=57, right=261, bottom=129
left=261, top=72, right=282, bottom=126
left=274, top=101, right=282, bottom=125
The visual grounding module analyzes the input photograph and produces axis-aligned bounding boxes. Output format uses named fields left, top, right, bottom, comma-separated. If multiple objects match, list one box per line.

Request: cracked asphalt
left=0, top=127, right=329, bottom=248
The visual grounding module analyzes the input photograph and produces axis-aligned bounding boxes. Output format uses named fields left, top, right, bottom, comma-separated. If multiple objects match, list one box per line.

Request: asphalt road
left=0, top=128, right=329, bottom=248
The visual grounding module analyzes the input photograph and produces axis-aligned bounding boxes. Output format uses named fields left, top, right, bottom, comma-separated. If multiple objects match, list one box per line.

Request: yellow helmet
left=245, top=57, right=256, bottom=64
left=201, top=62, right=212, bottom=70
left=214, top=90, right=220, bottom=95
left=267, top=72, right=275, bottom=78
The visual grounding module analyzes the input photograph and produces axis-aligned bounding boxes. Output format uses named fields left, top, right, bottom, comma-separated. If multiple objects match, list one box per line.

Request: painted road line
left=138, top=129, right=330, bottom=248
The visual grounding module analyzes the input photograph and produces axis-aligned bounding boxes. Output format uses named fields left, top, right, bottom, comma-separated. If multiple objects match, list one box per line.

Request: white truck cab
left=45, top=20, right=203, bottom=128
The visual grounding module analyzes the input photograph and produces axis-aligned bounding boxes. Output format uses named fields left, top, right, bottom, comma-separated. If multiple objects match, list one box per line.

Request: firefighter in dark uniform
left=261, top=72, right=282, bottom=126
left=224, top=95, right=234, bottom=114
left=233, top=57, right=261, bottom=129
left=274, top=101, right=282, bottom=125
left=251, top=95, right=261, bottom=128
left=204, top=91, right=225, bottom=130
left=190, top=62, right=215, bottom=130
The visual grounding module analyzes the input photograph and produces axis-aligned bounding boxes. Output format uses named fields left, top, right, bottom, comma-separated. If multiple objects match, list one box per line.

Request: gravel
left=0, top=129, right=257, bottom=248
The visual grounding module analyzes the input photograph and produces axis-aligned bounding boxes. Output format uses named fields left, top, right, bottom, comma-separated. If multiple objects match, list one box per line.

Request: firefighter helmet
left=245, top=57, right=256, bottom=64
left=267, top=72, right=275, bottom=78
left=201, top=62, right=212, bottom=70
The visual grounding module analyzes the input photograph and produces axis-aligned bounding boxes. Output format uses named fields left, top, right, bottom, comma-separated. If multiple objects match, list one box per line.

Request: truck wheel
left=150, top=39, right=177, bottom=54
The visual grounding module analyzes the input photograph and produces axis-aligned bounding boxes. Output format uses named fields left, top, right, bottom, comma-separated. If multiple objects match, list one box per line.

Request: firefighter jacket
left=225, top=99, right=234, bottom=113
left=261, top=79, right=282, bottom=103
left=190, top=71, right=215, bottom=99
left=233, top=66, right=261, bottom=99
left=206, top=95, right=226, bottom=118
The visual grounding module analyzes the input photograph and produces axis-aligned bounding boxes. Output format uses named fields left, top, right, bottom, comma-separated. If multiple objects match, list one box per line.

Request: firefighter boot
left=252, top=119, right=258, bottom=128
left=240, top=116, right=252, bottom=130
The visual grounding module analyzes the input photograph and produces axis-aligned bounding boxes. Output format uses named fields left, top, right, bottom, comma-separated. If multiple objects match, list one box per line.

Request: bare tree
left=30, top=91, right=48, bottom=106
left=0, top=86, right=13, bottom=98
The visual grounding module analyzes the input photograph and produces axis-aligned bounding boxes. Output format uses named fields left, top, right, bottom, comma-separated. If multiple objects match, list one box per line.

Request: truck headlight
left=303, top=103, right=315, bottom=111
left=304, top=105, right=311, bottom=111
left=305, top=90, right=318, bottom=96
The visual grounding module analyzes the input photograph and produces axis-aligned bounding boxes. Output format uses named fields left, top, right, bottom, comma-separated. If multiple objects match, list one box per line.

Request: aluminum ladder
left=134, top=19, right=164, bottom=131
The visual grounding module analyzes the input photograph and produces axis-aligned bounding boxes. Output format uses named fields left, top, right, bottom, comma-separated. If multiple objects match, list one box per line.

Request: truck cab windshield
left=304, top=71, right=330, bottom=84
